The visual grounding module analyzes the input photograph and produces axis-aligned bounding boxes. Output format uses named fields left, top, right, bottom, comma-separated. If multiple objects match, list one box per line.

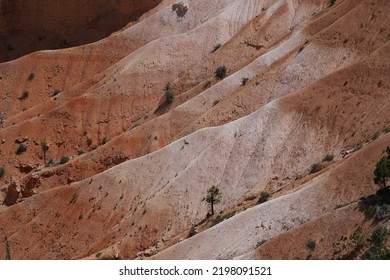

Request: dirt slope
left=1, top=0, right=390, bottom=259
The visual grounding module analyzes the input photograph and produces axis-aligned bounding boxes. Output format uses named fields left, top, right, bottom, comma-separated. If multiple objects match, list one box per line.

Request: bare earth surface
left=0, top=0, right=389, bottom=259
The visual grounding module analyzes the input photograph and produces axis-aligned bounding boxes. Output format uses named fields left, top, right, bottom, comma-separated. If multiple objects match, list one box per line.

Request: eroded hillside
left=1, top=0, right=389, bottom=260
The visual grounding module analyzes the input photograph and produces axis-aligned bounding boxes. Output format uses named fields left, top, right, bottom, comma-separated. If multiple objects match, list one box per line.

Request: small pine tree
left=41, top=139, right=49, bottom=164
left=204, top=185, right=222, bottom=216
left=374, top=155, right=390, bottom=189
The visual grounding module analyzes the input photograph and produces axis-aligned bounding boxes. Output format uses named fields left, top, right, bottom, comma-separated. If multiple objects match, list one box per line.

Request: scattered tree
left=203, top=185, right=222, bottom=216
left=41, top=139, right=49, bottom=164
left=374, top=154, right=390, bottom=189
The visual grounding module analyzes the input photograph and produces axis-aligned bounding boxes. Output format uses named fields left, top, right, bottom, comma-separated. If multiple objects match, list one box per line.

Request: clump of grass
left=16, top=144, right=27, bottom=155
left=323, top=154, right=334, bottom=162
left=215, top=66, right=227, bottom=80
left=59, top=156, right=70, bottom=164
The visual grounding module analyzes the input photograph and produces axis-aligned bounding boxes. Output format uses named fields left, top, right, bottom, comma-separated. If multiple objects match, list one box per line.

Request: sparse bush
left=350, top=226, right=366, bottom=249
left=306, top=239, right=316, bottom=251
left=0, top=166, right=5, bottom=178
left=52, top=89, right=61, bottom=96
left=372, top=227, right=388, bottom=246
left=45, top=159, right=55, bottom=167
left=310, top=163, right=322, bottom=174
left=372, top=131, right=381, bottom=140
left=211, top=211, right=236, bottom=227
left=28, top=72, right=35, bottom=81
left=212, top=44, right=221, bottom=53
left=329, top=0, right=336, bottom=7
left=363, top=227, right=390, bottom=260
left=16, top=144, right=27, bottom=155
left=21, top=90, right=29, bottom=100
left=77, top=150, right=85, bottom=155
left=101, top=137, right=110, bottom=145
left=385, top=128, right=390, bottom=134
left=257, top=191, right=270, bottom=204
left=187, top=226, right=197, bottom=238
left=60, top=156, right=70, bottom=164
left=241, top=77, right=249, bottom=86
left=323, top=154, right=334, bottom=162
left=215, top=66, right=227, bottom=80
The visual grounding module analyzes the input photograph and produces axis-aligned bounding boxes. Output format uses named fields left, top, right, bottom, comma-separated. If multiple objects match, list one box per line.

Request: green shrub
left=215, top=66, right=227, bottom=79
left=372, top=131, right=381, bottom=140
left=45, top=159, right=55, bottom=167
left=241, top=77, right=249, bottom=86
left=77, top=150, right=85, bottom=155
left=164, top=83, right=175, bottom=103
left=21, top=90, right=29, bottom=100
left=310, top=163, right=322, bottom=174
left=306, top=239, right=316, bottom=251
left=0, top=166, right=4, bottom=178
left=350, top=226, right=366, bottom=249
left=16, top=144, right=27, bottom=155
left=323, top=154, right=334, bottom=162
left=52, top=89, right=61, bottom=96
left=187, top=226, right=197, bottom=238
left=384, top=128, right=390, bottom=134
left=211, top=211, right=236, bottom=227
left=257, top=192, right=270, bottom=204
left=101, top=137, right=110, bottom=145
left=28, top=72, right=35, bottom=81
left=372, top=227, right=388, bottom=246
left=60, top=156, right=70, bottom=164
